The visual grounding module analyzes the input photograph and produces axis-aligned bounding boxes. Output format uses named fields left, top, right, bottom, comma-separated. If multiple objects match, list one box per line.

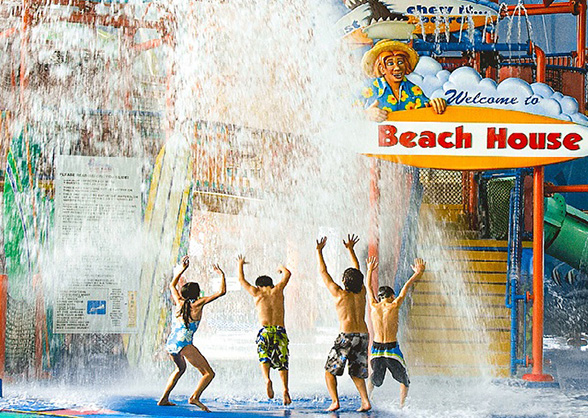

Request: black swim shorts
left=325, top=332, right=369, bottom=379
left=370, top=341, right=410, bottom=387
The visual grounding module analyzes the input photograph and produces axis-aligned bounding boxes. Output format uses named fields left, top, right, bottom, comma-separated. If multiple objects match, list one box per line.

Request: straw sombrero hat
left=361, top=39, right=419, bottom=77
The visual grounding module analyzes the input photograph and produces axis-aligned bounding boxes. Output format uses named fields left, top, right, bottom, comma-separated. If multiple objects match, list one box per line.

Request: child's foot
left=157, top=399, right=176, bottom=406
left=188, top=398, right=210, bottom=412
left=326, top=401, right=340, bottom=411
left=357, top=401, right=372, bottom=412
left=266, top=380, right=274, bottom=399
left=283, top=391, right=292, bottom=405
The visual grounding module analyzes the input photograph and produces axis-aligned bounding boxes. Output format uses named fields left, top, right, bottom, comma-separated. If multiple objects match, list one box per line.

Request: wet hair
left=179, top=282, right=200, bottom=328
left=378, top=285, right=395, bottom=301
left=255, top=275, right=274, bottom=288
left=342, top=268, right=364, bottom=294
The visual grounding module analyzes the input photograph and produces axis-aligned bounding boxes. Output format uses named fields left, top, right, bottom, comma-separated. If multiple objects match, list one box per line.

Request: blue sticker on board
left=87, top=300, right=106, bottom=315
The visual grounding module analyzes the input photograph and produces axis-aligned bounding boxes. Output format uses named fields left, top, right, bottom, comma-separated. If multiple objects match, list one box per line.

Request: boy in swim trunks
left=365, top=256, right=425, bottom=408
left=316, top=234, right=371, bottom=412
left=237, top=254, right=292, bottom=405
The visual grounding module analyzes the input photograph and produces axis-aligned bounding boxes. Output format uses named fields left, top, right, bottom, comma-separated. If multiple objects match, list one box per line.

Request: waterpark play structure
left=2, top=0, right=588, bottom=414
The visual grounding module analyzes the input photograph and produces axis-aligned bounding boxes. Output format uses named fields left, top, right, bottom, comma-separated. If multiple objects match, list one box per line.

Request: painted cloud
left=407, top=56, right=588, bottom=126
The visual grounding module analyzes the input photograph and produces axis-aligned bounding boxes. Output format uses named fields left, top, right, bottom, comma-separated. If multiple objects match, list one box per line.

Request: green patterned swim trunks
left=256, top=325, right=289, bottom=370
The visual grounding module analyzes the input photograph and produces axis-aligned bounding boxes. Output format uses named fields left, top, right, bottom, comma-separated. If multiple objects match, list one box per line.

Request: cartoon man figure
left=360, top=39, right=447, bottom=122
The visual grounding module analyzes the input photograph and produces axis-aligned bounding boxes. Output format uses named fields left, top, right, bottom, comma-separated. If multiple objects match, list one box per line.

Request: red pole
left=545, top=184, right=588, bottom=193
left=577, top=0, right=586, bottom=67
left=522, top=167, right=554, bottom=382
left=484, top=32, right=497, bottom=80
left=468, top=172, right=478, bottom=229
left=121, top=28, right=135, bottom=111
left=0, top=274, right=7, bottom=380
left=473, top=52, right=482, bottom=73
left=367, top=159, right=380, bottom=338
left=368, top=160, right=380, bottom=271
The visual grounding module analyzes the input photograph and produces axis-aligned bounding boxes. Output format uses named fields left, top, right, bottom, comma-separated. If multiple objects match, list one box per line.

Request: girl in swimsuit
left=158, top=255, right=226, bottom=411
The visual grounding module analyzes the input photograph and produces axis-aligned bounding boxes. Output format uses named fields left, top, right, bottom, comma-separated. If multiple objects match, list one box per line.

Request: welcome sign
left=350, top=36, right=588, bottom=170
left=363, top=107, right=588, bottom=170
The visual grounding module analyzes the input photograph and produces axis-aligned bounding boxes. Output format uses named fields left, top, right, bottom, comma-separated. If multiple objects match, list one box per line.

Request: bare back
left=253, top=286, right=286, bottom=327
left=370, top=300, right=400, bottom=343
left=174, top=298, right=207, bottom=323
left=334, top=287, right=368, bottom=334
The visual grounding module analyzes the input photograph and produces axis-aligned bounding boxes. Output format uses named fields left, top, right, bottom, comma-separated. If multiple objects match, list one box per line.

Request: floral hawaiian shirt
left=360, top=77, right=429, bottom=112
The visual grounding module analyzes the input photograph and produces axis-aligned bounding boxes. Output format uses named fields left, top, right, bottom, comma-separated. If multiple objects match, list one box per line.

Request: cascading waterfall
left=4, top=0, right=586, bottom=416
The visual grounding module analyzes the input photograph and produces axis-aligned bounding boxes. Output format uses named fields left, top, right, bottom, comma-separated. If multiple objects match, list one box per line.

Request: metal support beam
left=522, top=167, right=554, bottom=382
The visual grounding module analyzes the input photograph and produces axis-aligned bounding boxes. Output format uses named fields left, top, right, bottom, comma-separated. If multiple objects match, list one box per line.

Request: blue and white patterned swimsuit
left=165, top=312, right=200, bottom=355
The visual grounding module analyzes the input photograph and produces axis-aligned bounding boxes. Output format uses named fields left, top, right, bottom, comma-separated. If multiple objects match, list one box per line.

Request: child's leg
left=399, top=383, right=408, bottom=408
left=260, top=362, right=274, bottom=399
left=367, top=377, right=374, bottom=396
left=351, top=376, right=372, bottom=412
left=183, top=345, right=215, bottom=412
left=278, top=369, right=291, bottom=405
left=325, top=371, right=340, bottom=411
left=158, top=354, right=186, bottom=406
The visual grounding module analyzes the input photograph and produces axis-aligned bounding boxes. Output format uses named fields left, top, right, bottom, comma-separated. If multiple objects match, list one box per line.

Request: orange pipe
left=533, top=43, right=546, bottom=83
left=578, top=0, right=586, bottom=67
left=522, top=167, right=554, bottom=382
left=0, top=28, right=17, bottom=39
left=57, top=13, right=165, bottom=31
left=131, top=37, right=163, bottom=52
left=485, top=32, right=497, bottom=80
left=32, top=0, right=102, bottom=9
left=506, top=3, right=575, bottom=15
left=121, top=28, right=134, bottom=111
left=20, top=0, right=31, bottom=107
left=545, top=184, right=588, bottom=193
left=10, top=4, right=167, bottom=30
left=0, top=274, right=7, bottom=379
left=165, top=53, right=175, bottom=137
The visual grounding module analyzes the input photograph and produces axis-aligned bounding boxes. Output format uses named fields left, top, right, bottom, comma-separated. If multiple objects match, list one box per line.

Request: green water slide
left=544, top=193, right=588, bottom=273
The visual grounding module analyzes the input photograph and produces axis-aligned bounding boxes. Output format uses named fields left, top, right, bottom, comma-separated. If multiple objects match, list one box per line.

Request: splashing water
left=2, top=1, right=588, bottom=416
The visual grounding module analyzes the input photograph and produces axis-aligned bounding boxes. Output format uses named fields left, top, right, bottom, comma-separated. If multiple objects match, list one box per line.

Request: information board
left=53, top=156, right=141, bottom=333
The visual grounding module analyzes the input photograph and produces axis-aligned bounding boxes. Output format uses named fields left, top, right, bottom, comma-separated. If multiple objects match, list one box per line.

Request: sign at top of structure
left=353, top=39, right=588, bottom=170
left=336, top=0, right=499, bottom=44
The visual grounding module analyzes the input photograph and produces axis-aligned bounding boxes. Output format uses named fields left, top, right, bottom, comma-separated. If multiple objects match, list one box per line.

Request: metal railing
left=480, top=169, right=531, bottom=376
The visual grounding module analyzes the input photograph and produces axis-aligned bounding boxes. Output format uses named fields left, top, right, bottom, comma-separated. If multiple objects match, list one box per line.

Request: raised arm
left=237, top=254, right=257, bottom=296
left=170, top=255, right=189, bottom=306
left=275, top=264, right=292, bottom=291
left=395, top=258, right=426, bottom=306
left=316, top=237, right=341, bottom=296
left=366, top=256, right=379, bottom=305
left=198, top=264, right=227, bottom=305
left=343, top=234, right=360, bottom=270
